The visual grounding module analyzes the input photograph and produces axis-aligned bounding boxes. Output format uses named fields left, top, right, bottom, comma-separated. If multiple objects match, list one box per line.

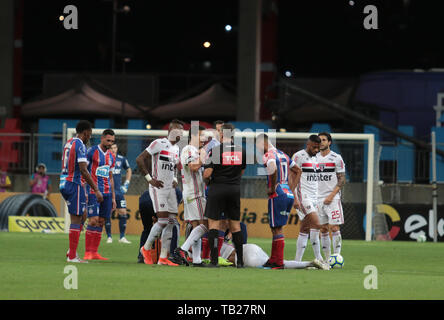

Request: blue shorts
left=87, top=193, right=113, bottom=219
left=61, top=181, right=86, bottom=216
left=115, top=193, right=126, bottom=209
left=268, top=194, right=294, bottom=228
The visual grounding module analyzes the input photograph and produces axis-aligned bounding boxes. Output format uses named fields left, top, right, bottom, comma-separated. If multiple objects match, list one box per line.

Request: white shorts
left=296, top=198, right=317, bottom=222
left=317, top=199, right=344, bottom=225
left=149, top=186, right=178, bottom=213
left=184, top=196, right=207, bottom=221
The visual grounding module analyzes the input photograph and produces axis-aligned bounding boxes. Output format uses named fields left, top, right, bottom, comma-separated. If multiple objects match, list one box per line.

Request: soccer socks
left=118, top=215, right=127, bottom=239
left=232, top=231, right=244, bottom=267
left=181, top=224, right=207, bottom=252
left=85, top=225, right=103, bottom=253
left=201, top=233, right=210, bottom=259
left=283, top=260, right=313, bottom=269
left=321, top=232, right=331, bottom=262
left=270, top=234, right=285, bottom=266
left=192, top=238, right=202, bottom=264
left=143, top=219, right=168, bottom=251
left=68, top=224, right=81, bottom=259
left=208, top=229, right=219, bottom=265
left=310, top=229, right=323, bottom=261
left=332, top=231, right=342, bottom=254
left=160, top=222, right=174, bottom=259
left=218, top=231, right=225, bottom=257
left=295, top=232, right=308, bottom=261
left=105, top=218, right=112, bottom=238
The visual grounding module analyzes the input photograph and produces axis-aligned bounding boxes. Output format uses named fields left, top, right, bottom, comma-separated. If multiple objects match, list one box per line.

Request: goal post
left=63, top=128, right=375, bottom=241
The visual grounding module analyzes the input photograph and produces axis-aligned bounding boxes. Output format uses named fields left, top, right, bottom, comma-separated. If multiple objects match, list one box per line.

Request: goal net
left=63, top=127, right=377, bottom=241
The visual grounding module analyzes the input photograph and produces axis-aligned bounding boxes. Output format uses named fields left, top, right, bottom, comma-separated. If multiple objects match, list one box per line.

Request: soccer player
left=107, top=143, right=132, bottom=244
left=83, top=129, right=117, bottom=261
left=203, top=123, right=246, bottom=268
left=317, top=132, right=346, bottom=261
left=60, top=120, right=103, bottom=263
left=137, top=119, right=184, bottom=266
left=291, top=135, right=325, bottom=264
left=256, top=133, right=301, bottom=269
left=170, top=124, right=208, bottom=266
left=222, top=243, right=328, bottom=270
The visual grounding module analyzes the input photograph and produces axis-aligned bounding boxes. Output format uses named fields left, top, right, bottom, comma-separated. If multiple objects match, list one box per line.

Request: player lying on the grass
left=61, top=120, right=103, bottom=263
left=317, top=132, right=346, bottom=262
left=220, top=243, right=328, bottom=270
left=291, top=135, right=326, bottom=265
left=137, top=119, right=184, bottom=266
left=256, top=133, right=301, bottom=269
left=84, top=129, right=117, bottom=261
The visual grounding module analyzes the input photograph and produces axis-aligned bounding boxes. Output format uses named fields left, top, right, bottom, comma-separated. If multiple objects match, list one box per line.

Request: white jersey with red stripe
left=145, top=138, right=179, bottom=188
left=316, top=150, right=346, bottom=200
left=291, top=149, right=318, bottom=200
left=180, top=144, right=205, bottom=201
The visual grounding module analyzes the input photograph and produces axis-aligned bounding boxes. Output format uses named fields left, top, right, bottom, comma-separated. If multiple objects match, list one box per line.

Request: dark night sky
left=22, top=0, right=444, bottom=84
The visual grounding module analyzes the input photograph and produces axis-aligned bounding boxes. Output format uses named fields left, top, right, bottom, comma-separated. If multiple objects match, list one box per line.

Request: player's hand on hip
left=293, top=199, right=302, bottom=210
left=323, top=195, right=333, bottom=205
left=112, top=198, right=117, bottom=211
left=95, top=190, right=104, bottom=203
left=149, top=179, right=164, bottom=189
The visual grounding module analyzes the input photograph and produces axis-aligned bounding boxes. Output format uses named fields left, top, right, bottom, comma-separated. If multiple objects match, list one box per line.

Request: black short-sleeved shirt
left=204, top=142, right=247, bottom=185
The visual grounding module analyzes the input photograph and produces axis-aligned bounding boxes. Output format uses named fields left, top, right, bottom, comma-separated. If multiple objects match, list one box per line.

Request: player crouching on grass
left=137, top=119, right=184, bottom=266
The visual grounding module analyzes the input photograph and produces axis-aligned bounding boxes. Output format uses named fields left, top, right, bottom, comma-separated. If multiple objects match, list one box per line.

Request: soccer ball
left=328, top=254, right=344, bottom=269
left=417, top=234, right=427, bottom=242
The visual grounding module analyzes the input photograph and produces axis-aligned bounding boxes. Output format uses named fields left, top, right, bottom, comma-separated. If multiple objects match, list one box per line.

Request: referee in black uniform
left=203, top=123, right=246, bottom=268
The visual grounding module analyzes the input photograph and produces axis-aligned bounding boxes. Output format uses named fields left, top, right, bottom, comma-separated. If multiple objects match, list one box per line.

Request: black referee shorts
left=204, top=184, right=240, bottom=221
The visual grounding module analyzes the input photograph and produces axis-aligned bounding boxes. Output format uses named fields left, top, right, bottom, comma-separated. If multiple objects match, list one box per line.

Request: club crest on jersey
left=319, top=163, right=325, bottom=172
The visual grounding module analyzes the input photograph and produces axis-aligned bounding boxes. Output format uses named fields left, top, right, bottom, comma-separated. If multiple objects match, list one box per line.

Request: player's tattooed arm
left=324, top=172, right=345, bottom=205
left=336, top=172, right=346, bottom=189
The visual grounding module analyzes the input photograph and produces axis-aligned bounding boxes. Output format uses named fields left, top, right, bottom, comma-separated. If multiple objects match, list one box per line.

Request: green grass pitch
left=1, top=232, right=443, bottom=300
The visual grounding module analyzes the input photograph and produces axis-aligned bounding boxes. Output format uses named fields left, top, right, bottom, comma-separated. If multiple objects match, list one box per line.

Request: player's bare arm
left=172, top=165, right=178, bottom=188
left=79, top=161, right=103, bottom=202
left=203, top=167, right=213, bottom=184
left=324, top=172, right=346, bottom=205
left=136, top=150, right=164, bottom=188
left=125, top=167, right=132, bottom=183
left=267, top=166, right=277, bottom=197
left=289, top=166, right=302, bottom=209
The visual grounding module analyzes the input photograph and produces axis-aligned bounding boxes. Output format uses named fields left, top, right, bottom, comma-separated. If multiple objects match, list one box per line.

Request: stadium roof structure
left=149, top=83, right=236, bottom=120
left=21, top=80, right=148, bottom=118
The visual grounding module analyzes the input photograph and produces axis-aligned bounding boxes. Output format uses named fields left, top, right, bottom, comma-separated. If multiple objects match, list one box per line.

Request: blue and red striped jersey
left=263, top=147, right=295, bottom=199
left=86, top=145, right=115, bottom=194
left=61, top=137, right=87, bottom=186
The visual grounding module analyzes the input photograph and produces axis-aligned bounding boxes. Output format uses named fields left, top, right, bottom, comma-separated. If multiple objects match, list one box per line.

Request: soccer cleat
left=175, top=248, right=190, bottom=266
left=192, top=262, right=206, bottom=267
left=67, top=256, right=88, bottom=263
left=203, top=263, right=219, bottom=268
left=202, top=258, right=211, bottom=264
left=137, top=256, right=144, bottom=264
left=271, top=263, right=284, bottom=270
left=236, top=263, right=245, bottom=269
left=262, top=260, right=275, bottom=269
left=83, top=252, right=94, bottom=260
left=218, top=257, right=233, bottom=267
left=91, top=253, right=109, bottom=260
left=119, top=237, right=131, bottom=244
left=168, top=248, right=188, bottom=266
left=313, top=259, right=330, bottom=270
left=106, top=237, right=113, bottom=244
left=140, top=247, right=153, bottom=265
left=158, top=257, right=179, bottom=266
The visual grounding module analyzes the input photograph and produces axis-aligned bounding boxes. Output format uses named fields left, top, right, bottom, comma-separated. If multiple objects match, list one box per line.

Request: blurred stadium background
left=0, top=0, right=443, bottom=242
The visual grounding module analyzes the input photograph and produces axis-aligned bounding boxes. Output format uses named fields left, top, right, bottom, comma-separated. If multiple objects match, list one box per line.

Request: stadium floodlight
left=225, top=24, right=232, bottom=31
left=203, top=41, right=211, bottom=48
left=284, top=70, right=292, bottom=77
left=63, top=128, right=375, bottom=241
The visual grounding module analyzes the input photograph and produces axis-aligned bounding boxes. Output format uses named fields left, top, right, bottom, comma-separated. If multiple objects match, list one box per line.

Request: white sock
left=160, top=223, right=174, bottom=258
left=175, top=222, right=180, bottom=249
left=143, top=220, right=166, bottom=250
left=310, top=229, right=323, bottom=261
left=295, top=232, right=309, bottom=261
left=321, top=232, right=331, bottom=262
left=192, top=238, right=202, bottom=264
left=332, top=231, right=342, bottom=254
left=283, top=260, right=312, bottom=269
left=181, top=224, right=207, bottom=252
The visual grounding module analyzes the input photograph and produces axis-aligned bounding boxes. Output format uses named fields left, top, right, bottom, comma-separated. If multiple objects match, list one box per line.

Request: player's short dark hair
left=102, top=129, right=115, bottom=136
left=169, top=119, right=185, bottom=130
left=75, top=120, right=92, bottom=134
left=188, top=125, right=206, bottom=142
left=221, top=123, right=235, bottom=131
left=256, top=133, right=269, bottom=143
left=308, top=134, right=321, bottom=143
left=318, top=132, right=332, bottom=143
left=213, top=120, right=224, bottom=129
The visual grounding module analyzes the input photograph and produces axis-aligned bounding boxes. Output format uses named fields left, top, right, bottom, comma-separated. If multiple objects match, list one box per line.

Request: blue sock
left=105, top=218, right=112, bottom=238
left=119, top=215, right=127, bottom=239
left=170, top=223, right=178, bottom=253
